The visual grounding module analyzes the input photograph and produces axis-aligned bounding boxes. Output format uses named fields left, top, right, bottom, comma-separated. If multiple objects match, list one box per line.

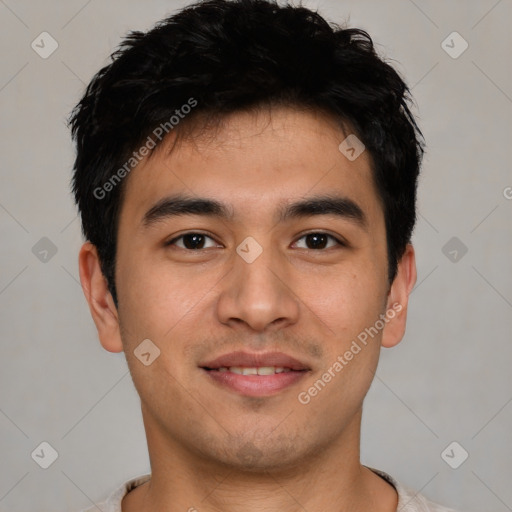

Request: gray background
left=1, top=0, right=511, bottom=511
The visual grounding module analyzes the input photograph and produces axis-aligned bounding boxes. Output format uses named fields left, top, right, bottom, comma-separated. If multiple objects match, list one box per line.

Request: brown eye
left=166, top=233, right=218, bottom=250
left=294, top=233, right=344, bottom=250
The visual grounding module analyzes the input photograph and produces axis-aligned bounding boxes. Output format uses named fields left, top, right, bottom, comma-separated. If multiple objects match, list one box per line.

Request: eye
left=293, top=232, right=345, bottom=250
left=165, top=232, right=220, bottom=250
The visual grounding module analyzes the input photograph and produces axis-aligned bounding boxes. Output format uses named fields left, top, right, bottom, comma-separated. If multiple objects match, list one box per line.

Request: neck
left=122, top=406, right=398, bottom=512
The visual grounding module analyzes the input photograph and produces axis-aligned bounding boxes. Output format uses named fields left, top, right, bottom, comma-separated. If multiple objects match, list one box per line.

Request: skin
left=79, top=106, right=416, bottom=512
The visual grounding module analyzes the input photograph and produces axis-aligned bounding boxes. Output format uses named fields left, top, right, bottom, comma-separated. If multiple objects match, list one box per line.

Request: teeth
left=257, top=366, right=277, bottom=375
left=224, top=366, right=291, bottom=375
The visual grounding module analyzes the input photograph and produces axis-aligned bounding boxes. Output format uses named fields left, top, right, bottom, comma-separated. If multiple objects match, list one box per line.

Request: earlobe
left=78, top=242, right=124, bottom=353
left=381, top=244, right=417, bottom=349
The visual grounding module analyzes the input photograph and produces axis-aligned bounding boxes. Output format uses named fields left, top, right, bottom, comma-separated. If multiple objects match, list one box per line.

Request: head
left=71, top=0, right=422, bottom=471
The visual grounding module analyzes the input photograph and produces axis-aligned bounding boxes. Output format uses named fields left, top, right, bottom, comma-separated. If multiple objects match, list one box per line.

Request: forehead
left=118, top=107, right=382, bottom=229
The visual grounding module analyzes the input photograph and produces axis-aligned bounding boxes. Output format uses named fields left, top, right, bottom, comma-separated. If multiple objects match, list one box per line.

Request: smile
left=201, top=366, right=309, bottom=396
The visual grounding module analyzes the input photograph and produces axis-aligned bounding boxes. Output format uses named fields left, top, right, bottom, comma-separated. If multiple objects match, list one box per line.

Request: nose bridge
left=236, top=236, right=281, bottom=295
left=216, top=235, right=299, bottom=331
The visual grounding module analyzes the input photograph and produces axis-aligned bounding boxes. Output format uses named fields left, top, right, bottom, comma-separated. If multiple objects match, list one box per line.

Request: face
left=80, top=106, right=416, bottom=471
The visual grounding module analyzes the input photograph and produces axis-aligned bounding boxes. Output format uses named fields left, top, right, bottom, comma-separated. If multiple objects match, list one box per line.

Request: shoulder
left=76, top=474, right=151, bottom=512
left=365, top=466, right=462, bottom=512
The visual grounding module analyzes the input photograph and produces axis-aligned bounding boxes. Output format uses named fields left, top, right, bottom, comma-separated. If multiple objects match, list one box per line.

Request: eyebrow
left=140, top=193, right=368, bottom=231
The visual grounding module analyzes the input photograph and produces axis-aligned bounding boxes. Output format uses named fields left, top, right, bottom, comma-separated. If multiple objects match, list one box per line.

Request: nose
left=216, top=239, right=300, bottom=333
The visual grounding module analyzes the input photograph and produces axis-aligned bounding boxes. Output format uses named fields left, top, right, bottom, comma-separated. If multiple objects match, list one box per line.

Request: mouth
left=203, top=366, right=303, bottom=375
left=199, top=351, right=311, bottom=397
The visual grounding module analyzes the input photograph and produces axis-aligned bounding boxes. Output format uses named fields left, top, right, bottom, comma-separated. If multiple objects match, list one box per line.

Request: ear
left=78, top=242, right=124, bottom=353
left=381, top=243, right=417, bottom=348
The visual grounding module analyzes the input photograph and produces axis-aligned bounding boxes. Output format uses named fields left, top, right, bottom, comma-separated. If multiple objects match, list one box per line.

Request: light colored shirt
left=79, top=466, right=461, bottom=512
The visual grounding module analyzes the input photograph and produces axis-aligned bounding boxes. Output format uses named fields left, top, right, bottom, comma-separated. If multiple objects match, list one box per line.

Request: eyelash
left=164, top=231, right=346, bottom=251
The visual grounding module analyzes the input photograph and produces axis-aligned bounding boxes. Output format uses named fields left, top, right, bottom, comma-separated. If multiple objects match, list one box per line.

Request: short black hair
left=69, top=0, right=424, bottom=308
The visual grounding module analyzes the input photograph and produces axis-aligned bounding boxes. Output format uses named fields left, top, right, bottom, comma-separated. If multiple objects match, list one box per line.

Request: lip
left=202, top=368, right=308, bottom=396
left=200, top=350, right=311, bottom=371
left=199, top=350, right=311, bottom=397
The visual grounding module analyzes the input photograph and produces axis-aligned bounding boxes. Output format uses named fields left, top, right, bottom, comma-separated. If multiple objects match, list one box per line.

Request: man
left=71, top=0, right=460, bottom=510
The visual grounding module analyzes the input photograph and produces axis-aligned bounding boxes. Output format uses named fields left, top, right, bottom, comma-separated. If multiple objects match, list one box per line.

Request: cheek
left=116, top=252, right=222, bottom=344
left=116, top=257, right=206, bottom=403
left=298, top=260, right=387, bottom=340
left=298, top=268, right=385, bottom=413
